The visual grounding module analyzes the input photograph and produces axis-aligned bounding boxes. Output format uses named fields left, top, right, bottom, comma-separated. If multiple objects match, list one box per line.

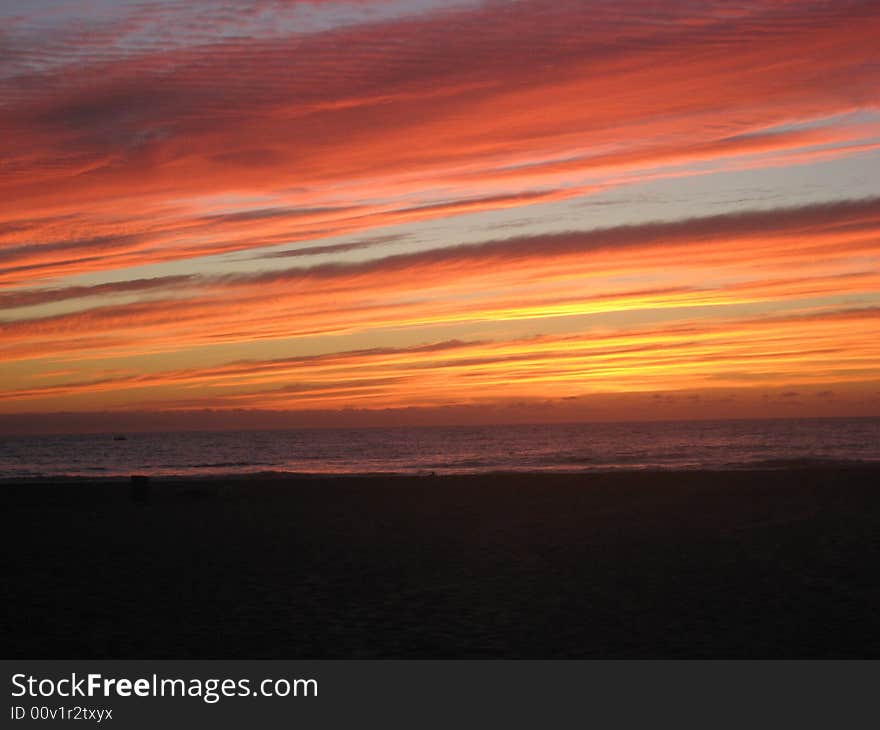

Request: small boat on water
left=113, top=435, right=127, bottom=441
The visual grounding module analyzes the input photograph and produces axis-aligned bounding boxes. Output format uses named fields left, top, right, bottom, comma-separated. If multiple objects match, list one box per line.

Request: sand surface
left=3, top=468, right=879, bottom=658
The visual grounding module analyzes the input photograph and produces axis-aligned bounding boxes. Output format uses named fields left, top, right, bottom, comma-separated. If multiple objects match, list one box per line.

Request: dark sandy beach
left=3, top=467, right=879, bottom=658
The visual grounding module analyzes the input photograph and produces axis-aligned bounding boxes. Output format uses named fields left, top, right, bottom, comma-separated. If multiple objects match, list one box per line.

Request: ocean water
left=1, top=417, right=878, bottom=480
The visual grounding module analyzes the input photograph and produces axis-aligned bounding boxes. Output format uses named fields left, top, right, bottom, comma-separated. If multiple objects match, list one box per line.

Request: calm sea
left=1, top=417, right=878, bottom=480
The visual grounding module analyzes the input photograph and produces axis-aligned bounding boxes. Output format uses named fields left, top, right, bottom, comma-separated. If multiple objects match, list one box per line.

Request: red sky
left=1, top=0, right=879, bottom=432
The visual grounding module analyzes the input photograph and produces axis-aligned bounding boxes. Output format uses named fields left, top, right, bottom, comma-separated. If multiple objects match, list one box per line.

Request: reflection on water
left=1, top=417, right=878, bottom=479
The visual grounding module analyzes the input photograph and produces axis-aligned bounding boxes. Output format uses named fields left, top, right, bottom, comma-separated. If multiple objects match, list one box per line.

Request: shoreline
left=3, top=459, right=879, bottom=485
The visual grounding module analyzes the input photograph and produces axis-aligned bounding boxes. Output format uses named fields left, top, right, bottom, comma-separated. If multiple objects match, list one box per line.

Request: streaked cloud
left=1, top=0, right=878, bottom=423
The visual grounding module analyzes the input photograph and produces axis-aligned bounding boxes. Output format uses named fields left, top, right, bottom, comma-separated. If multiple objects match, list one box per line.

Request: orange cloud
left=3, top=198, right=878, bottom=361
left=2, top=1, right=880, bottom=422
left=1, top=0, right=879, bottom=286
left=2, top=307, right=878, bottom=414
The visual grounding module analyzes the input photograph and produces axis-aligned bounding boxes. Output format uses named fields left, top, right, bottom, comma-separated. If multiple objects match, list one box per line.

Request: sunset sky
left=1, top=0, right=879, bottom=431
